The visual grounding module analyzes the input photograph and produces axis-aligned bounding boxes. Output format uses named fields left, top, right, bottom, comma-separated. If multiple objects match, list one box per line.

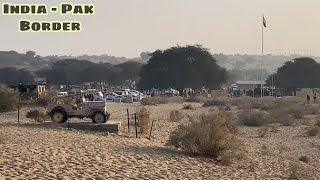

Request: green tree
left=266, top=57, right=320, bottom=88
left=0, top=67, right=34, bottom=84
left=138, top=45, right=227, bottom=91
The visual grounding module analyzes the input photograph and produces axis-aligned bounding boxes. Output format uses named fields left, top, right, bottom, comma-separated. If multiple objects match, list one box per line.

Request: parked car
left=165, top=88, right=180, bottom=96
left=57, top=92, right=68, bottom=97
left=105, top=92, right=118, bottom=101
left=129, top=90, right=144, bottom=96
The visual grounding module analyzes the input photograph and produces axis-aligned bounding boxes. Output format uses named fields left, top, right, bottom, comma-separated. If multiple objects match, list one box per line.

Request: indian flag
left=263, top=16, right=267, bottom=27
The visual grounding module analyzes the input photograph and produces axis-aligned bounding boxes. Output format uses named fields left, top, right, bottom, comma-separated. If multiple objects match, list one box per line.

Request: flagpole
left=261, top=15, right=264, bottom=98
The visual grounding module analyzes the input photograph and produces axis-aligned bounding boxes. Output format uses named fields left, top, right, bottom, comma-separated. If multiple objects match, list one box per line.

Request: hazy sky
left=1, top=0, right=320, bottom=57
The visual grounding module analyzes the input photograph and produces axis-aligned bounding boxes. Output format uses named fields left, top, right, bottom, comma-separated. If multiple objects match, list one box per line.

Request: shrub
left=138, top=108, right=150, bottom=134
left=315, top=120, right=320, bottom=127
left=0, top=132, right=5, bottom=144
left=257, top=126, right=269, bottom=137
left=26, top=109, right=49, bottom=122
left=289, top=106, right=304, bottom=119
left=182, top=104, right=193, bottom=110
left=225, top=106, right=231, bottom=111
left=169, top=110, right=184, bottom=122
left=167, top=96, right=185, bottom=103
left=307, top=127, right=319, bottom=137
left=167, top=111, right=243, bottom=165
left=269, top=108, right=295, bottom=126
left=261, top=144, right=269, bottom=155
left=269, top=123, right=280, bottom=132
left=298, top=156, right=310, bottom=163
left=37, top=94, right=53, bottom=107
left=140, top=97, right=168, bottom=105
left=304, top=105, right=319, bottom=115
left=240, top=111, right=270, bottom=127
left=185, top=96, right=205, bottom=103
left=203, top=99, right=227, bottom=107
left=0, top=84, right=19, bottom=112
left=288, top=162, right=302, bottom=180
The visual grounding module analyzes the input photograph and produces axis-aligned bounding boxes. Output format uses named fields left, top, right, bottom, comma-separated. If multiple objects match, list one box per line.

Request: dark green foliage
left=38, top=59, right=142, bottom=86
left=0, top=67, right=34, bottom=84
left=266, top=58, right=320, bottom=88
left=138, top=45, right=227, bottom=90
left=0, top=84, right=19, bottom=112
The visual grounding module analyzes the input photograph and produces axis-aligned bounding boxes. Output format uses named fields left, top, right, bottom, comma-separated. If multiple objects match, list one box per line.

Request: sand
left=1, top=102, right=320, bottom=179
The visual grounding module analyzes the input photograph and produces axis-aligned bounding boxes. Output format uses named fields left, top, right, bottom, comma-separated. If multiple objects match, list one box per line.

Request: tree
left=138, top=45, right=227, bottom=91
left=140, top=52, right=151, bottom=63
left=0, top=67, right=34, bottom=84
left=26, top=51, right=36, bottom=58
left=266, top=58, right=320, bottom=88
left=113, top=61, right=143, bottom=89
left=45, top=59, right=95, bottom=85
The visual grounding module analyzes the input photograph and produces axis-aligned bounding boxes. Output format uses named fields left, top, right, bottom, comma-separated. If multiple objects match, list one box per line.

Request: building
left=235, top=80, right=266, bottom=90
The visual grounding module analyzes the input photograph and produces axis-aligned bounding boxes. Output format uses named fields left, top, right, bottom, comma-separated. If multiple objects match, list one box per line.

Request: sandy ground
left=1, top=102, right=320, bottom=179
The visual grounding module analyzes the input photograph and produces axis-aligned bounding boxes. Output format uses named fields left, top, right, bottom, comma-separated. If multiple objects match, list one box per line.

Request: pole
left=271, top=74, right=274, bottom=97
left=134, top=113, right=138, bottom=138
left=17, top=100, right=20, bottom=123
left=261, top=15, right=264, bottom=98
left=149, top=120, right=154, bottom=140
left=127, top=108, right=130, bottom=132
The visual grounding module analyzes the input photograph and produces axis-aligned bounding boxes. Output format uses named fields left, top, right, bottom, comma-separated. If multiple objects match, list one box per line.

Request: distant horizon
left=0, top=49, right=317, bottom=59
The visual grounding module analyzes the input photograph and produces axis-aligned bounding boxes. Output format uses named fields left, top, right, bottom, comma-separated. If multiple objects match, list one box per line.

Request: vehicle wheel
left=50, top=109, right=68, bottom=123
left=92, top=112, right=107, bottom=123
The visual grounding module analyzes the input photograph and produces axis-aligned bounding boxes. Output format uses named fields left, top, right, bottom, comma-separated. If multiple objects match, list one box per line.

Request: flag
left=263, top=16, right=267, bottom=27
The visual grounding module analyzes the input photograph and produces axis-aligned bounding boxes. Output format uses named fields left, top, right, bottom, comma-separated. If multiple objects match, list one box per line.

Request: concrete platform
left=41, top=120, right=122, bottom=134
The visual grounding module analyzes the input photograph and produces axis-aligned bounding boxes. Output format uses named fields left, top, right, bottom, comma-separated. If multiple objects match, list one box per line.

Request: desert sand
left=1, top=102, right=320, bottom=179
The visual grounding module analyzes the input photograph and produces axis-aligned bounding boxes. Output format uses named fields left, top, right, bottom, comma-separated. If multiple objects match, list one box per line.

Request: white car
left=129, top=90, right=144, bottom=96
left=105, top=92, right=118, bottom=101
left=57, top=92, right=68, bottom=97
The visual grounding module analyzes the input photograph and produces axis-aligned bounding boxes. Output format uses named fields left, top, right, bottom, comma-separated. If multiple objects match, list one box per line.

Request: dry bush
left=307, top=127, right=319, bottom=137
left=169, top=110, right=184, bottom=122
left=239, top=111, right=270, bottom=127
left=185, top=96, right=206, bottom=103
left=167, top=111, right=243, bottom=165
left=182, top=104, right=193, bottom=110
left=261, top=144, right=269, bottom=155
left=303, top=104, right=319, bottom=115
left=257, top=126, right=269, bottom=137
left=289, top=106, right=304, bottom=119
left=298, top=156, right=310, bottom=163
left=288, top=162, right=303, bottom=180
left=203, top=98, right=227, bottom=107
left=315, top=120, right=320, bottom=127
left=26, top=109, right=49, bottom=122
left=0, top=132, right=6, bottom=144
left=269, top=123, right=280, bottom=132
left=140, top=97, right=168, bottom=105
left=224, top=106, right=231, bottom=111
left=167, top=96, right=185, bottom=103
left=269, top=108, right=295, bottom=126
left=37, top=94, right=54, bottom=107
left=138, top=108, right=150, bottom=134
left=0, top=84, right=19, bottom=112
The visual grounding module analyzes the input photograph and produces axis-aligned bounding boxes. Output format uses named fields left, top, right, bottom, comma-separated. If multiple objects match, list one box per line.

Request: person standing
left=313, top=92, right=317, bottom=103
left=307, top=94, right=311, bottom=103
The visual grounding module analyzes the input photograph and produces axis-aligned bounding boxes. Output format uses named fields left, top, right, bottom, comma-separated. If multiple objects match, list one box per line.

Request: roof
left=236, top=80, right=266, bottom=85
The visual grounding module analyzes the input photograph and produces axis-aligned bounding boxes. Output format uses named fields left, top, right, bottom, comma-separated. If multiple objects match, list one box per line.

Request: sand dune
left=1, top=102, right=320, bottom=179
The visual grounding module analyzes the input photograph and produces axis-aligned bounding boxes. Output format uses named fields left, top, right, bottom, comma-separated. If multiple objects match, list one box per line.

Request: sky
left=1, top=0, right=320, bottom=57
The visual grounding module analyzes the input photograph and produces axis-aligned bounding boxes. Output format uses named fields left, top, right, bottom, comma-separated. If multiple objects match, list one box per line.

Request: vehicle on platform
left=47, top=100, right=110, bottom=123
